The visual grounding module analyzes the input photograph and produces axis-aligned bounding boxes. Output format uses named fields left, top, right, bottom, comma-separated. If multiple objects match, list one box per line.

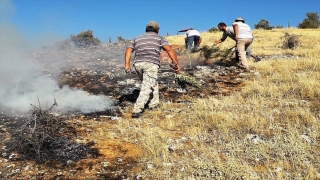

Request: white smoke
left=0, top=1, right=114, bottom=114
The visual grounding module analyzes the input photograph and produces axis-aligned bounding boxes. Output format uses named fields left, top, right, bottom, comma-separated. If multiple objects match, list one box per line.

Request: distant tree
left=70, top=30, right=101, bottom=48
left=117, top=36, right=130, bottom=43
left=298, top=12, right=320, bottom=29
left=117, top=36, right=124, bottom=43
left=254, top=19, right=272, bottom=30
left=208, top=27, right=219, bottom=33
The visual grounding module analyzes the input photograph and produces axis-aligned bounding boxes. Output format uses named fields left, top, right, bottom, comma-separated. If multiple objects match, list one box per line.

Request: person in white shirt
left=213, top=18, right=261, bottom=71
left=184, top=28, right=202, bottom=52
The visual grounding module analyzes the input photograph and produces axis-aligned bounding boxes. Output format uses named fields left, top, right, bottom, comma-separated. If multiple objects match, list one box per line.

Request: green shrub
left=254, top=19, right=272, bottom=30
left=208, top=27, right=219, bottom=33
left=198, top=45, right=220, bottom=60
left=298, top=12, right=320, bottom=29
left=117, top=36, right=130, bottom=43
left=70, top=30, right=101, bottom=48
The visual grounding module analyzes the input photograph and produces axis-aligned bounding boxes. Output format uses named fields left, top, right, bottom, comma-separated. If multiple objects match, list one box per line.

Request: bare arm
left=213, top=39, right=223, bottom=46
left=184, top=37, right=188, bottom=47
left=214, top=32, right=227, bottom=46
left=163, top=45, right=181, bottom=74
left=233, top=24, right=239, bottom=41
left=198, top=37, right=202, bottom=46
left=125, top=47, right=133, bottom=71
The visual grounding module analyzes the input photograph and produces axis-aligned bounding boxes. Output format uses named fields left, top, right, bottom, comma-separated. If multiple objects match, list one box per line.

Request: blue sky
left=1, top=0, right=319, bottom=45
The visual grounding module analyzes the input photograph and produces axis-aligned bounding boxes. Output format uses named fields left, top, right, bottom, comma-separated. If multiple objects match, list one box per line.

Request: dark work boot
left=148, top=105, right=160, bottom=110
left=132, top=112, right=143, bottom=118
left=254, top=56, right=262, bottom=62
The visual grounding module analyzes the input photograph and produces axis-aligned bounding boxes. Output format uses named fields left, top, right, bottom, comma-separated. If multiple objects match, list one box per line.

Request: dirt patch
left=93, top=140, right=142, bottom=161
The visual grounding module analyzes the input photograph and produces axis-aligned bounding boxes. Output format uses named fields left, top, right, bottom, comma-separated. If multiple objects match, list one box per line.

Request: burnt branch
left=17, top=99, right=59, bottom=160
left=9, top=98, right=98, bottom=163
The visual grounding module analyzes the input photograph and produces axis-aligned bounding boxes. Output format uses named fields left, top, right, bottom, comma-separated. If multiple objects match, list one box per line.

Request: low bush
left=281, top=33, right=300, bottom=50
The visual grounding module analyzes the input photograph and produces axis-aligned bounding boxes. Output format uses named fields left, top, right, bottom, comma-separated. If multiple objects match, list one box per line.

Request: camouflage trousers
left=132, top=62, right=159, bottom=113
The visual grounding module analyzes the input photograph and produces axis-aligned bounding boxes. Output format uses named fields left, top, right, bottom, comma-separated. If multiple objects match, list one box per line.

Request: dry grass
left=88, top=29, right=320, bottom=179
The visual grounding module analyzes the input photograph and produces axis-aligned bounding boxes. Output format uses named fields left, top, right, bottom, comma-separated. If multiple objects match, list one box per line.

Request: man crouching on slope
left=125, top=21, right=181, bottom=118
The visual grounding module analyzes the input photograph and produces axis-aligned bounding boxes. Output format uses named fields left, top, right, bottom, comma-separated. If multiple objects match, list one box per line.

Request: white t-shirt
left=185, top=29, right=201, bottom=37
left=221, top=27, right=236, bottom=41
left=232, top=22, right=253, bottom=39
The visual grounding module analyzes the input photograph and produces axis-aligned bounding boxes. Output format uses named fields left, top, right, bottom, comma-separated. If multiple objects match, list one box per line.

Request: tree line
left=255, top=12, right=320, bottom=30
left=55, top=12, right=318, bottom=50
left=208, top=12, right=319, bottom=32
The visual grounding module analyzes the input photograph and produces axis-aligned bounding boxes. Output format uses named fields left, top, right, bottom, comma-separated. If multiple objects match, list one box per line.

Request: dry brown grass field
left=1, top=28, right=319, bottom=179
left=117, top=28, right=320, bottom=179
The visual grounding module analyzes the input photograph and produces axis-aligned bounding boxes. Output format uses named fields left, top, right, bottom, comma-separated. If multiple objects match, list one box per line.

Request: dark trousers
left=187, top=36, right=200, bottom=52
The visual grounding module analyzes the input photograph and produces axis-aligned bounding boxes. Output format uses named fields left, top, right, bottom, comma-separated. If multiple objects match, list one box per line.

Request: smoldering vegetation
left=0, top=23, right=130, bottom=166
left=0, top=24, right=129, bottom=115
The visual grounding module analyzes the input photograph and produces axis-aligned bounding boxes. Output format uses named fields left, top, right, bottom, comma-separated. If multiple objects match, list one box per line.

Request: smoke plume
left=0, top=2, right=114, bottom=114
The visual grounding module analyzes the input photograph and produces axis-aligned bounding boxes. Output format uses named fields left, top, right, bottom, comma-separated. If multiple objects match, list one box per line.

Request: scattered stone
left=219, top=72, right=227, bottom=76
left=176, top=88, right=187, bottom=93
left=245, top=134, right=262, bottom=144
left=163, top=162, right=173, bottom=166
left=253, top=72, right=260, bottom=76
left=212, top=72, right=219, bottom=77
left=258, top=54, right=300, bottom=60
left=101, top=161, right=109, bottom=168
left=8, top=153, right=21, bottom=160
left=238, top=73, right=247, bottom=77
left=165, top=114, right=175, bottom=119
left=300, top=134, right=313, bottom=143
left=13, top=169, right=20, bottom=173
left=147, top=164, right=153, bottom=169
left=196, top=66, right=210, bottom=70
left=23, top=165, right=30, bottom=171
left=110, top=116, right=120, bottom=121
left=234, top=78, right=242, bottom=82
left=67, top=160, right=76, bottom=166
left=275, top=167, right=282, bottom=172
